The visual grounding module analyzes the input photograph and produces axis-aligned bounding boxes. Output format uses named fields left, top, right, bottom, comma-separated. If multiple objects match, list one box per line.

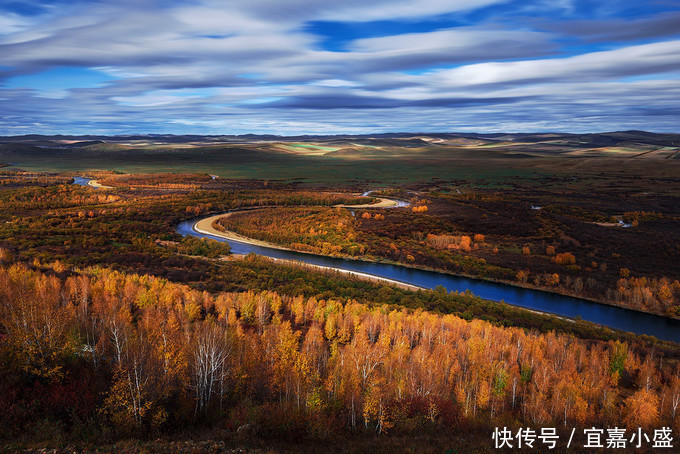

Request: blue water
left=177, top=215, right=680, bottom=343
left=73, top=177, right=93, bottom=186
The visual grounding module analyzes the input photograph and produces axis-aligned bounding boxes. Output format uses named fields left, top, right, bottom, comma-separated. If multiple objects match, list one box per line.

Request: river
left=73, top=177, right=94, bottom=186
left=177, top=215, right=680, bottom=343
left=67, top=176, right=680, bottom=341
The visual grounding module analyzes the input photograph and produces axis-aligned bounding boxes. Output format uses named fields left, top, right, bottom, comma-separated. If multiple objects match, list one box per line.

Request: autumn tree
left=623, top=389, right=659, bottom=429
left=190, top=324, right=234, bottom=415
left=553, top=252, right=576, bottom=266
left=0, top=247, right=12, bottom=263
left=516, top=270, right=529, bottom=283
left=0, top=269, right=78, bottom=380
left=546, top=273, right=560, bottom=286
left=0, top=263, right=678, bottom=441
left=102, top=332, right=167, bottom=432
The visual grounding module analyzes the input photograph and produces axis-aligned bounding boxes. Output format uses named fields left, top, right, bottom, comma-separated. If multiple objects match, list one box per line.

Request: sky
left=0, top=0, right=679, bottom=135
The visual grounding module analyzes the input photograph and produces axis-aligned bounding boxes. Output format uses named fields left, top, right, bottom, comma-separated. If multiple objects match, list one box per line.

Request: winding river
left=177, top=212, right=680, bottom=343
left=70, top=178, right=680, bottom=342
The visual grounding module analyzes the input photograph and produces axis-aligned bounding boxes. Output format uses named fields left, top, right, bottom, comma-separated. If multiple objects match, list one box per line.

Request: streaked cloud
left=0, top=0, right=678, bottom=134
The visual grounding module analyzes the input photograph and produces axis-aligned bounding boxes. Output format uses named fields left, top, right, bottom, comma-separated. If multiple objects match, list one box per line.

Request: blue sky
left=0, top=0, right=679, bottom=135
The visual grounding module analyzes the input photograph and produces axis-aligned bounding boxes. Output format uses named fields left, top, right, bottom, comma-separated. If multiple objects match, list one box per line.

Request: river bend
left=177, top=214, right=680, bottom=343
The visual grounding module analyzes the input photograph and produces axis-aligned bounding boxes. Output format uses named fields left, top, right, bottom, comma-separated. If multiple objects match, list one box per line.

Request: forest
left=2, top=262, right=679, bottom=451
left=0, top=170, right=679, bottom=451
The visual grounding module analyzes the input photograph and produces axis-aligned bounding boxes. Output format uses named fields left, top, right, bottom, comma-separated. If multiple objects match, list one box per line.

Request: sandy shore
left=334, top=197, right=399, bottom=208
left=263, top=257, right=422, bottom=291
left=87, top=179, right=113, bottom=189
left=194, top=213, right=296, bottom=251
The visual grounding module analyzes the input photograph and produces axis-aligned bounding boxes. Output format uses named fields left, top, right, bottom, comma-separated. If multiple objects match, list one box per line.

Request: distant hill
left=1, top=131, right=678, bottom=172
left=1, top=130, right=678, bottom=148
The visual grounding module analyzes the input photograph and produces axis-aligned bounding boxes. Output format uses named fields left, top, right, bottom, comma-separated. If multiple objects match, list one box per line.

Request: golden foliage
left=0, top=263, right=678, bottom=435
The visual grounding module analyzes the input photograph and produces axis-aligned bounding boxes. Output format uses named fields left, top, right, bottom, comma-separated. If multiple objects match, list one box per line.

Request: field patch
left=277, top=143, right=340, bottom=155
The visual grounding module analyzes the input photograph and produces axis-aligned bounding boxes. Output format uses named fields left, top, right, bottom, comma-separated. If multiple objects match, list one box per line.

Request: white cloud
left=312, top=79, right=361, bottom=87
left=0, top=14, right=35, bottom=37
left=434, top=40, right=680, bottom=87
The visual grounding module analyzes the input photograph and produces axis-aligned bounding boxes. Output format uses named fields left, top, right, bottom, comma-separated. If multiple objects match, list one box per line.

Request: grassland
left=2, top=131, right=678, bottom=185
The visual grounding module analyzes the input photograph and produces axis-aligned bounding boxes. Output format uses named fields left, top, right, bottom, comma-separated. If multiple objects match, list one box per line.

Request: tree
left=516, top=270, right=529, bottom=283
left=546, top=273, right=560, bottom=286
left=0, top=247, right=13, bottom=263
left=553, top=252, right=576, bottom=266
left=670, top=374, right=680, bottom=420
left=1, top=272, right=78, bottom=381
left=102, top=332, right=166, bottom=432
left=658, top=284, right=673, bottom=305
left=609, top=341, right=627, bottom=381
left=363, top=377, right=392, bottom=434
left=623, top=389, right=659, bottom=429
left=190, top=325, right=233, bottom=415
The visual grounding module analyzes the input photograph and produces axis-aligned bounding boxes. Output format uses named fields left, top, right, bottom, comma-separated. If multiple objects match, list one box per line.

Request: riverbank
left=196, top=192, right=408, bottom=251
left=87, top=179, right=113, bottom=189
left=226, top=254, right=579, bottom=320
left=72, top=176, right=113, bottom=189
left=194, top=213, right=297, bottom=252
left=179, top=210, right=680, bottom=342
left=196, top=209, right=675, bottom=321
left=264, top=256, right=422, bottom=291
left=334, top=197, right=399, bottom=208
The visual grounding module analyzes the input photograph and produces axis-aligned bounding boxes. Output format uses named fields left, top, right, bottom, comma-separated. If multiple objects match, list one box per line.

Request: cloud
left=339, top=27, right=555, bottom=72
left=433, top=40, right=680, bottom=87
left=0, top=14, right=34, bottom=36
left=260, top=93, right=530, bottom=109
left=0, top=0, right=679, bottom=134
left=225, top=0, right=508, bottom=23
left=542, top=11, right=680, bottom=43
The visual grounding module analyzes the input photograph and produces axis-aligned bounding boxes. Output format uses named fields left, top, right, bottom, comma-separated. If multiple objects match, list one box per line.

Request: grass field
left=1, top=147, right=545, bottom=184
left=1, top=132, right=679, bottom=188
